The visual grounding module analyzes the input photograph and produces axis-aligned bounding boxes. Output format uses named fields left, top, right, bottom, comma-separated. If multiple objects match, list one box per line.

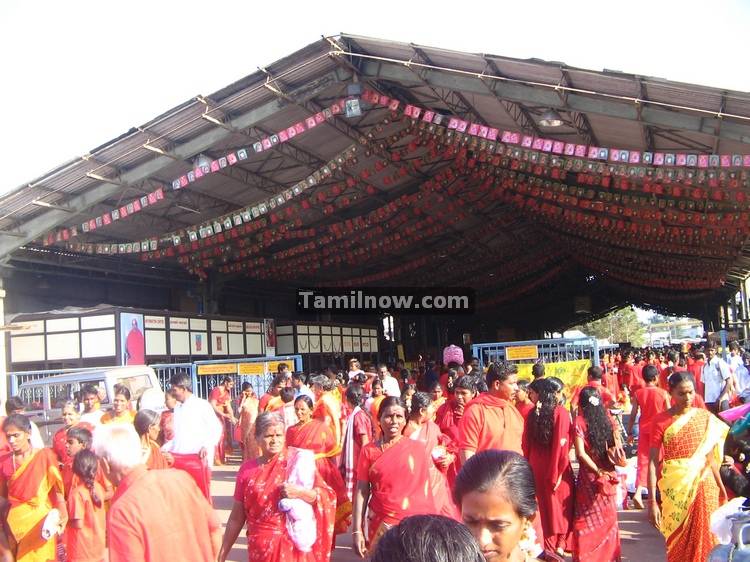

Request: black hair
left=486, top=361, right=517, bottom=388
left=408, top=392, right=432, bottom=420
left=642, top=364, right=658, bottom=382
left=453, top=450, right=537, bottom=519
left=517, top=379, right=530, bottom=391
left=277, top=363, right=289, bottom=372
left=241, top=382, right=252, bottom=391
left=271, top=374, right=287, bottom=388
left=2, top=413, right=31, bottom=433
left=527, top=378, right=558, bottom=446
left=427, top=380, right=443, bottom=393
left=72, top=449, right=103, bottom=508
left=668, top=371, right=694, bottom=390
left=371, top=378, right=384, bottom=391
left=291, top=372, right=305, bottom=383
left=170, top=373, right=192, bottom=392
left=531, top=363, right=545, bottom=379
left=5, top=396, right=25, bottom=415
left=81, top=385, right=99, bottom=398
left=280, top=387, right=295, bottom=403
left=547, top=377, right=564, bottom=393
left=346, top=384, right=365, bottom=408
left=587, top=366, right=603, bottom=381
left=293, top=395, right=313, bottom=410
left=133, top=409, right=160, bottom=438
left=221, top=376, right=234, bottom=384
left=377, top=396, right=406, bottom=422
left=578, top=387, right=615, bottom=462
left=721, top=465, right=750, bottom=498
left=67, top=425, right=93, bottom=448
left=455, top=376, right=477, bottom=393
left=113, top=383, right=131, bottom=401
left=370, top=514, right=484, bottom=562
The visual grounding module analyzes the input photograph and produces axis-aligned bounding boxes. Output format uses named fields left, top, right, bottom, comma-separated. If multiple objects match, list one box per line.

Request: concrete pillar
left=742, top=278, right=750, bottom=342
left=0, top=284, right=7, bottom=403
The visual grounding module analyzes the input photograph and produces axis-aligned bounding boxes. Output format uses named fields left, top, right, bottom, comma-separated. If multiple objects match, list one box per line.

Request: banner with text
left=517, top=359, right=590, bottom=395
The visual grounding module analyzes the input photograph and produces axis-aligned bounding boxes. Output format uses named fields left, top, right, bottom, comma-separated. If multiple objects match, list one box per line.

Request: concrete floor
left=211, top=456, right=667, bottom=562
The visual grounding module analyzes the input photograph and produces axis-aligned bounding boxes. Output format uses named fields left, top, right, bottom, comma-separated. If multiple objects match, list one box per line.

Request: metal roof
left=3, top=33, right=750, bottom=327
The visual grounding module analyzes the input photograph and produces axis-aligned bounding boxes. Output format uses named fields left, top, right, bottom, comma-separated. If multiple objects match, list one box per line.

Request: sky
left=2, top=0, right=749, bottom=195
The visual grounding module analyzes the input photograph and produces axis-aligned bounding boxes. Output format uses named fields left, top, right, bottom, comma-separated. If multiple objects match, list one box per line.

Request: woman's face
left=295, top=400, right=312, bottom=423
left=61, top=405, right=80, bottom=428
left=379, top=404, right=406, bottom=440
left=455, top=388, right=476, bottom=406
left=373, top=383, right=384, bottom=397
left=258, top=423, right=285, bottom=457
left=461, top=484, right=529, bottom=562
left=147, top=421, right=161, bottom=442
left=112, top=393, right=128, bottom=415
left=66, top=436, right=85, bottom=458
left=431, top=385, right=444, bottom=402
left=671, top=380, right=695, bottom=410
left=165, top=393, right=177, bottom=410
left=5, top=424, right=31, bottom=454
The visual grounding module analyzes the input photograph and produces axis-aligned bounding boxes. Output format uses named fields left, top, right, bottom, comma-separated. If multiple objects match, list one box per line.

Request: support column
left=0, top=282, right=7, bottom=403
left=742, top=278, right=750, bottom=342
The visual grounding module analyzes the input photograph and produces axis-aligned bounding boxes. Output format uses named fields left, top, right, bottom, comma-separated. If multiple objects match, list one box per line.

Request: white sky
left=2, top=0, right=749, bottom=195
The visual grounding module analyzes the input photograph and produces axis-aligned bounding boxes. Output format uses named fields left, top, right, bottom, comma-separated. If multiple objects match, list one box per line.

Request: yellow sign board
left=197, top=363, right=237, bottom=376
left=516, top=359, right=590, bottom=395
left=506, top=345, right=539, bottom=361
left=238, top=363, right=265, bottom=375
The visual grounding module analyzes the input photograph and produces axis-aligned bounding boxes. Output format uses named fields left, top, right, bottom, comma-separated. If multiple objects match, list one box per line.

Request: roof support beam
left=480, top=57, right=543, bottom=137
left=557, top=69, right=599, bottom=146
left=636, top=78, right=655, bottom=152
left=0, top=69, right=349, bottom=262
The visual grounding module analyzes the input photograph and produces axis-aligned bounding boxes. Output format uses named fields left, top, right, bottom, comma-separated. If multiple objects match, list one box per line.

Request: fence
left=472, top=337, right=600, bottom=370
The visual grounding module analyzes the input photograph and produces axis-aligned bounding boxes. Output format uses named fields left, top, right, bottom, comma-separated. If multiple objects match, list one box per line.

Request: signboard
left=506, top=345, right=539, bottom=361
left=170, top=317, right=189, bottom=330
left=144, top=315, right=166, bottom=329
left=238, top=363, right=265, bottom=375
left=197, top=363, right=237, bottom=375
left=517, top=359, right=589, bottom=395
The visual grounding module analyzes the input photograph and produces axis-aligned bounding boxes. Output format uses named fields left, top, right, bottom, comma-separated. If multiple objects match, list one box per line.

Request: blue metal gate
left=472, top=337, right=600, bottom=370
left=191, top=355, right=303, bottom=401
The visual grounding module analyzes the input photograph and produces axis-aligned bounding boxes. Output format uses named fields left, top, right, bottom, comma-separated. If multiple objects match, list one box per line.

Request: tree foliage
left=573, top=307, right=646, bottom=347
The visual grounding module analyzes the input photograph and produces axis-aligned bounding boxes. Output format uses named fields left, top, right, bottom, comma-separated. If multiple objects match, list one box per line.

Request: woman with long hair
left=648, top=371, right=728, bottom=562
left=351, top=397, right=437, bottom=557
left=340, top=384, right=372, bottom=502
left=454, top=450, right=562, bottom=562
left=523, top=378, right=574, bottom=556
left=218, top=412, right=336, bottom=562
left=286, top=395, right=352, bottom=536
left=572, top=387, right=622, bottom=561
left=134, top=409, right=172, bottom=470
left=403, top=392, right=459, bottom=520
left=65, top=449, right=105, bottom=562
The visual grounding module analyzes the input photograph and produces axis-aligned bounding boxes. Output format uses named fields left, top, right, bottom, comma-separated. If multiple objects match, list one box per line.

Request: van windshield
left=116, top=374, right=153, bottom=402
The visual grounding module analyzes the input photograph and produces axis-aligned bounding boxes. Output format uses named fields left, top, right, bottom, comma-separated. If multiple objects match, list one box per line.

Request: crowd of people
left=1, top=343, right=750, bottom=561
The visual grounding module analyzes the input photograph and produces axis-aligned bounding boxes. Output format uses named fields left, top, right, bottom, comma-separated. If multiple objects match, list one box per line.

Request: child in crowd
left=66, top=450, right=106, bottom=562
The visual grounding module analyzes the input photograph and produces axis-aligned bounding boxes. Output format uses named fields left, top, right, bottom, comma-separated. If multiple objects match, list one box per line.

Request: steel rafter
left=480, top=57, right=543, bottom=137
left=557, top=69, right=599, bottom=146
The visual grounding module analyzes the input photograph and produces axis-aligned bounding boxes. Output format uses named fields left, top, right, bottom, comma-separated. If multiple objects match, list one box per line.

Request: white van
left=18, top=365, right=165, bottom=445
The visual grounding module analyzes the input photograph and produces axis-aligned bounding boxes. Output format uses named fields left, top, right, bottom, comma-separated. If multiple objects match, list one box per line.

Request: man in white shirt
left=378, top=364, right=401, bottom=398
left=291, top=372, right=314, bottom=402
left=702, top=345, right=731, bottom=413
left=162, top=373, right=222, bottom=500
left=79, top=385, right=106, bottom=426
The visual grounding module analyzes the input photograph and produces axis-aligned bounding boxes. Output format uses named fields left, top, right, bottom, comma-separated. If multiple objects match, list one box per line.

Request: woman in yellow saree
left=310, top=375, right=343, bottom=459
left=0, top=413, right=67, bottom=562
left=648, top=371, right=728, bottom=562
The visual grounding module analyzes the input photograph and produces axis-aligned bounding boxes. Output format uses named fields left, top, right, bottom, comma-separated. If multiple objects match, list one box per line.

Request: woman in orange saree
left=352, top=397, right=437, bottom=558
left=310, top=376, right=343, bottom=458
left=0, top=414, right=68, bottom=562
left=217, top=413, right=336, bottom=562
left=286, top=396, right=352, bottom=535
left=648, top=371, right=728, bottom=562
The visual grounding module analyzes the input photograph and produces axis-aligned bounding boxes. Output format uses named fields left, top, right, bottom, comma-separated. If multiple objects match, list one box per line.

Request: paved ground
left=211, top=456, right=667, bottom=562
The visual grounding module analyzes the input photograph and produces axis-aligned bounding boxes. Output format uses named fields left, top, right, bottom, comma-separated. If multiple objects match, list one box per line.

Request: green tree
left=573, top=307, right=647, bottom=347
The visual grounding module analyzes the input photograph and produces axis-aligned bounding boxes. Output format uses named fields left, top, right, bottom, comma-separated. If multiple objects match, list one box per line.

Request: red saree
left=237, top=451, right=335, bottom=562
left=53, top=427, right=74, bottom=498
left=572, top=417, right=621, bottom=562
left=286, top=420, right=352, bottom=534
left=356, top=437, right=437, bottom=544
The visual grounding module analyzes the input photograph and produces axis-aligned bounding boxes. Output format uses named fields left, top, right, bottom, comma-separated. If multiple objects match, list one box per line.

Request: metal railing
left=472, top=337, right=599, bottom=369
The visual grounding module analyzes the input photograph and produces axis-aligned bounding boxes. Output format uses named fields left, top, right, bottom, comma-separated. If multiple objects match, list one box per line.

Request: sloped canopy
left=3, top=34, right=750, bottom=330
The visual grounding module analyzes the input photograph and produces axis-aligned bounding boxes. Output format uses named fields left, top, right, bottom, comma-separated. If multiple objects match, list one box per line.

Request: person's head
left=666, top=350, right=678, bottom=364
left=66, top=425, right=92, bottom=457
left=169, top=373, right=193, bottom=403
left=707, top=345, right=717, bottom=360
left=5, top=396, right=25, bottom=416
left=112, top=384, right=131, bottom=415
left=280, top=387, right=295, bottom=404
left=378, top=364, right=390, bottom=379
left=240, top=382, right=254, bottom=397
left=311, top=374, right=334, bottom=397
left=346, top=384, right=365, bottom=409
left=92, top=424, right=143, bottom=485
left=531, top=363, right=545, bottom=380
left=730, top=342, right=740, bottom=355
left=81, top=385, right=100, bottom=413
left=371, top=378, right=384, bottom=397
left=428, top=380, right=444, bottom=402
left=370, top=514, right=484, bottom=562
left=409, top=392, right=433, bottom=423
left=587, top=366, right=603, bottom=381
left=642, top=364, right=658, bottom=383
left=454, top=376, right=478, bottom=406
left=72, top=449, right=103, bottom=508
left=61, top=400, right=80, bottom=428
left=668, top=371, right=695, bottom=410
left=527, top=378, right=558, bottom=446
left=454, top=450, right=538, bottom=562
left=165, top=388, right=178, bottom=410
left=133, top=409, right=161, bottom=443
left=221, top=376, right=234, bottom=390
left=378, top=396, right=407, bottom=442
left=270, top=374, right=286, bottom=396
left=485, top=362, right=518, bottom=401
left=578, top=387, right=614, bottom=461
left=253, top=412, right=285, bottom=458
left=403, top=384, right=416, bottom=401
left=291, top=372, right=305, bottom=388
left=277, top=363, right=290, bottom=376
left=294, top=395, right=314, bottom=424
left=516, top=380, right=530, bottom=402
left=2, top=413, right=32, bottom=454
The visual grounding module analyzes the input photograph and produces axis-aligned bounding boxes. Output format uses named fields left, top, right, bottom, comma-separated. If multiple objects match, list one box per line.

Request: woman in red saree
left=523, top=378, right=574, bottom=556
left=217, top=412, right=336, bottom=562
left=352, top=396, right=437, bottom=558
left=648, top=371, right=727, bottom=562
left=572, top=387, right=622, bottom=562
left=0, top=413, right=68, bottom=562
left=286, top=395, right=352, bottom=535
left=435, top=375, right=477, bottom=488
left=403, top=392, right=459, bottom=520
left=134, top=409, right=173, bottom=470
